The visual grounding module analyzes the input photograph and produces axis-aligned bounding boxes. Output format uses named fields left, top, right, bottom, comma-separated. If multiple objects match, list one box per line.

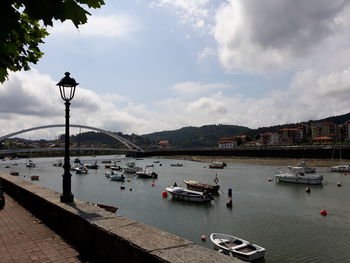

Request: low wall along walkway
left=0, top=173, right=241, bottom=263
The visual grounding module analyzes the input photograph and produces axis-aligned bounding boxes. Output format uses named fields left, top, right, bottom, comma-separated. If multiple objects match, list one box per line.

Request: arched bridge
left=0, top=124, right=143, bottom=152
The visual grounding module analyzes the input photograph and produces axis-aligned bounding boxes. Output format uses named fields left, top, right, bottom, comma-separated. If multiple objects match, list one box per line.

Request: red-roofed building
left=260, top=132, right=279, bottom=145
left=311, top=122, right=337, bottom=142
left=312, top=136, right=332, bottom=144
left=158, top=140, right=170, bottom=149
left=217, top=138, right=237, bottom=149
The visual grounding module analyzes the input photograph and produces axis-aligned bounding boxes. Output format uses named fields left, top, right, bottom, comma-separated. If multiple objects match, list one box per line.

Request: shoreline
left=155, top=155, right=348, bottom=167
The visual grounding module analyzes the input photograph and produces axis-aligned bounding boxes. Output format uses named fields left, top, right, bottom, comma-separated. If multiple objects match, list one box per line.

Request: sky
left=1, top=0, right=350, bottom=139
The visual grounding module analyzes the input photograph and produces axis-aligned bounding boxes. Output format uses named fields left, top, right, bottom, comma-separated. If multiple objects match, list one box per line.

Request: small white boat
left=290, top=161, right=316, bottom=173
left=275, top=167, right=323, bottom=185
left=123, top=162, right=142, bottom=173
left=165, top=186, right=213, bottom=202
left=108, top=173, right=125, bottom=182
left=75, top=166, right=88, bottom=174
left=330, top=164, right=350, bottom=172
left=210, top=233, right=265, bottom=262
left=26, top=160, right=36, bottom=168
left=136, top=165, right=158, bottom=178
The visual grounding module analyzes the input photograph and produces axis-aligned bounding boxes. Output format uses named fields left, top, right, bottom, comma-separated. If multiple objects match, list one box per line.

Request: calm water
left=1, top=155, right=350, bottom=263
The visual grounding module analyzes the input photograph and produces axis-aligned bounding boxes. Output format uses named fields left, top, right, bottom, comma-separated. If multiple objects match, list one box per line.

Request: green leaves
left=0, top=0, right=105, bottom=83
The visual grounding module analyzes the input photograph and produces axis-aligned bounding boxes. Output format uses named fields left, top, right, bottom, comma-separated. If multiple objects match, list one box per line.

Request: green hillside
left=141, top=124, right=252, bottom=148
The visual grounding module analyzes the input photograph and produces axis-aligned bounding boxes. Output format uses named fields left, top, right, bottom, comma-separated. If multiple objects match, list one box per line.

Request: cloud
left=171, top=81, right=233, bottom=96
left=214, top=0, right=350, bottom=73
left=197, top=47, right=216, bottom=61
left=49, top=14, right=142, bottom=38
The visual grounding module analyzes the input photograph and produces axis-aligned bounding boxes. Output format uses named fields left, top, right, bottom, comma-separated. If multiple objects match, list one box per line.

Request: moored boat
left=183, top=180, right=220, bottom=194
left=9, top=171, right=19, bottom=176
left=30, top=175, right=39, bottom=180
left=330, top=164, right=350, bottom=172
left=75, top=167, right=88, bottom=174
left=109, top=173, right=125, bottom=182
left=165, top=186, right=213, bottom=202
left=136, top=167, right=158, bottom=178
left=210, top=233, right=265, bottom=262
left=85, top=162, right=99, bottom=169
left=171, top=163, right=183, bottom=167
left=209, top=161, right=226, bottom=169
left=123, top=162, right=142, bottom=173
left=290, top=161, right=316, bottom=173
left=275, top=167, right=323, bottom=185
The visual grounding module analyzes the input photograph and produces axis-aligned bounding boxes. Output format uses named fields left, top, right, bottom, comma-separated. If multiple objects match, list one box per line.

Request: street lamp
left=57, top=72, right=79, bottom=203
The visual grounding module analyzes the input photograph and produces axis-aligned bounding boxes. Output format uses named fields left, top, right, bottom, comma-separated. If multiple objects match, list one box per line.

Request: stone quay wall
left=0, top=173, right=241, bottom=263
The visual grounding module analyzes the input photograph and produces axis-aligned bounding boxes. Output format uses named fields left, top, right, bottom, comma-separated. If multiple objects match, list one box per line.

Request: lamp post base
left=60, top=193, right=74, bottom=203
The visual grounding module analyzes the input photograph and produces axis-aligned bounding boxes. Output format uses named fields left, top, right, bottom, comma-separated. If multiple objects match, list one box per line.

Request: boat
left=171, top=163, right=183, bottom=167
left=75, top=167, right=88, bottom=174
left=210, top=233, right=266, bottom=262
left=107, top=172, right=125, bottom=182
left=30, top=175, right=39, bottom=180
left=102, top=160, right=112, bottom=164
left=110, top=165, right=122, bottom=171
left=53, top=160, right=63, bottom=167
left=330, top=164, right=350, bottom=172
left=290, top=161, right=316, bottom=173
left=275, top=167, right=323, bottom=185
left=165, top=186, right=214, bottom=202
left=9, top=171, right=19, bottom=176
left=136, top=167, right=158, bottom=179
left=123, top=162, right=142, bottom=173
left=183, top=180, right=220, bottom=194
left=73, top=158, right=81, bottom=164
left=26, top=160, right=36, bottom=168
left=85, top=162, right=99, bottom=169
left=209, top=161, right=226, bottom=169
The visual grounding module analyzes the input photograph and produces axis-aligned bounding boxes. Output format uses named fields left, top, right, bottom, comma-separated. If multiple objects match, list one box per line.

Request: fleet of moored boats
left=2, top=157, right=349, bottom=261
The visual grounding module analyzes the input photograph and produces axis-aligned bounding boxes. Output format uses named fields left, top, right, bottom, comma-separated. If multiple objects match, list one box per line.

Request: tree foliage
left=0, top=0, right=105, bottom=83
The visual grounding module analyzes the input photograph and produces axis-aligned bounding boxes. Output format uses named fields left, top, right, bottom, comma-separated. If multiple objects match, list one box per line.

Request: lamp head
left=57, top=72, right=79, bottom=101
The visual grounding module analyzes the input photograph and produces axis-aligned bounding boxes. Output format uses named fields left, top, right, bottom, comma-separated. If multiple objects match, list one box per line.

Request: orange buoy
left=320, top=210, right=327, bottom=216
left=162, top=191, right=168, bottom=198
left=201, top=235, right=208, bottom=241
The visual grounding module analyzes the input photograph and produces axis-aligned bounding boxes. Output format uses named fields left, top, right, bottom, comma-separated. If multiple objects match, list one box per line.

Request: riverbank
left=155, top=155, right=348, bottom=167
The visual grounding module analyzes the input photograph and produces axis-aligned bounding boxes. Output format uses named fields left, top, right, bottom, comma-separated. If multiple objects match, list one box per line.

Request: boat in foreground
left=183, top=180, right=220, bottom=194
left=165, top=186, right=213, bottom=202
left=210, top=233, right=265, bottom=262
left=275, top=167, right=323, bottom=185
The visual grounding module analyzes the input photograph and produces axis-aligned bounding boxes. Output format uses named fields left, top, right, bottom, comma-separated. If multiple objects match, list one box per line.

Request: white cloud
left=197, top=47, right=216, bottom=61
left=214, top=0, right=350, bottom=73
left=171, top=81, right=233, bottom=96
left=49, top=14, right=142, bottom=38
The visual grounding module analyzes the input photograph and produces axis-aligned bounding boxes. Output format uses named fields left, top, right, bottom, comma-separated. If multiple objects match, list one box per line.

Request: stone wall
left=0, top=173, right=241, bottom=263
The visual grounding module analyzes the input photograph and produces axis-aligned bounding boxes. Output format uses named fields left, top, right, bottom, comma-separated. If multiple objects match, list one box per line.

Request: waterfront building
left=260, top=132, right=279, bottom=145
left=311, top=121, right=337, bottom=142
left=217, top=138, right=237, bottom=149
left=343, top=120, right=350, bottom=141
left=278, top=128, right=303, bottom=144
left=158, top=140, right=171, bottom=149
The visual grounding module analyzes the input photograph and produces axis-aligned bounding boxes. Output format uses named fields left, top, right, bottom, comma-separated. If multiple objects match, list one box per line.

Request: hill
left=141, top=124, right=251, bottom=148
left=141, top=112, right=350, bottom=148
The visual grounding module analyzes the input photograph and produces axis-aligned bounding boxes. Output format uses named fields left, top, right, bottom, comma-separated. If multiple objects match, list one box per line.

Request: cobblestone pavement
left=0, top=194, right=87, bottom=263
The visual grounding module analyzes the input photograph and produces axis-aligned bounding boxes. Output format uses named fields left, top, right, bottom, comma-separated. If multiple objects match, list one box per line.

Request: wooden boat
left=275, top=167, right=323, bottom=185
left=209, top=162, right=226, bottom=169
left=95, top=203, right=118, bottom=213
left=9, top=171, right=19, bottom=176
left=165, top=186, right=213, bottom=202
left=30, top=175, right=39, bottom=180
left=210, top=233, right=265, bottom=262
left=183, top=180, right=220, bottom=194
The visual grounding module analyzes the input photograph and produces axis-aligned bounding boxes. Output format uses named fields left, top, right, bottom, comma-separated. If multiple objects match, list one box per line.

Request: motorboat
left=85, top=162, right=99, bottom=169
left=110, top=165, right=122, bottom=171
left=108, top=172, right=125, bottom=182
left=165, top=186, right=213, bottom=202
left=209, top=161, right=226, bottom=169
left=289, top=161, right=316, bottom=173
left=26, top=160, right=36, bottom=168
left=183, top=180, right=220, bottom=194
left=53, top=160, right=63, bottom=167
left=171, top=163, right=183, bottom=167
left=123, top=162, right=142, bottom=173
left=75, top=166, right=88, bottom=174
left=30, top=175, right=39, bottom=180
left=136, top=167, right=158, bottom=179
left=330, top=164, right=350, bottom=172
left=9, top=171, right=19, bottom=176
left=74, top=158, right=81, bottom=164
left=275, top=167, right=323, bottom=185
left=210, top=233, right=265, bottom=262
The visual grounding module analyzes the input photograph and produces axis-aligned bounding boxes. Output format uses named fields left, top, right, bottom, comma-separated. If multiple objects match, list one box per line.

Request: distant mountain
left=141, top=124, right=252, bottom=148
left=141, top=112, right=350, bottom=148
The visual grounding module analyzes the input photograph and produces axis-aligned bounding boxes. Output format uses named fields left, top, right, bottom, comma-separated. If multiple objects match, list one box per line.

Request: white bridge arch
left=0, top=124, right=143, bottom=152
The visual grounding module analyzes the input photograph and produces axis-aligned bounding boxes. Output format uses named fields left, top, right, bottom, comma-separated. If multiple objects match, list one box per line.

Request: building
left=311, top=122, right=337, bottom=141
left=158, top=140, right=171, bottom=149
left=343, top=120, right=350, bottom=141
left=217, top=138, right=237, bottom=149
left=260, top=132, right=279, bottom=145
left=278, top=128, right=303, bottom=144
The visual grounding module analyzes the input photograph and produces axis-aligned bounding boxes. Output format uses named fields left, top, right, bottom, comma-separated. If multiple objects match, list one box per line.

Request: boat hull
left=275, top=173, right=323, bottom=185
left=166, top=187, right=213, bottom=202
left=210, top=233, right=265, bottom=262
left=184, top=180, right=220, bottom=194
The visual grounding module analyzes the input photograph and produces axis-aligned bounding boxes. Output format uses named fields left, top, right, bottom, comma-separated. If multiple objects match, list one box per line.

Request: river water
left=1, top=155, right=350, bottom=263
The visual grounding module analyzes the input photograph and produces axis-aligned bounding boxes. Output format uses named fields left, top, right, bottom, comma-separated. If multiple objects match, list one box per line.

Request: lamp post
left=57, top=72, right=78, bottom=203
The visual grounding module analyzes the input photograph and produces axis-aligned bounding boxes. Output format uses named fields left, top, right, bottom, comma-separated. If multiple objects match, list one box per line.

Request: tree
left=0, top=0, right=105, bottom=83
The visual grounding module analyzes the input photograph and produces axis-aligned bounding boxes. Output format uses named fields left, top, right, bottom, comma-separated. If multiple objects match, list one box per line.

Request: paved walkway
left=0, top=194, right=87, bottom=263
